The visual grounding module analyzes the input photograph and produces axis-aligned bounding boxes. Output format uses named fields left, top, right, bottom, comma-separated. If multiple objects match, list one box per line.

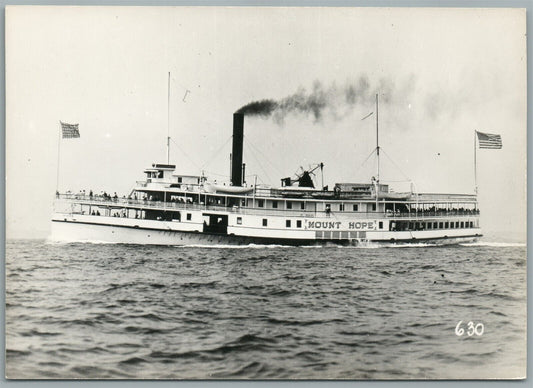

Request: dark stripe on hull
left=51, top=219, right=480, bottom=246
left=372, top=234, right=482, bottom=242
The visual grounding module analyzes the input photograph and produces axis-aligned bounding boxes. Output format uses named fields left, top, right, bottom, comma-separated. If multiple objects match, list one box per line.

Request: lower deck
left=51, top=208, right=482, bottom=246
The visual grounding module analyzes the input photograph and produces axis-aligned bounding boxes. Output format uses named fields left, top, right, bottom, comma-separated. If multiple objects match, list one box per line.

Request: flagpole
left=167, top=71, right=170, bottom=164
left=474, top=130, right=478, bottom=195
left=56, top=122, right=62, bottom=193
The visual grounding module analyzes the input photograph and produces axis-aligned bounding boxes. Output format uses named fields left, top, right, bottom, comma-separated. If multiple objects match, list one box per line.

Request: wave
left=173, top=243, right=298, bottom=249
left=45, top=238, right=117, bottom=245
left=119, top=356, right=147, bottom=365
left=46, top=239, right=328, bottom=249
left=386, top=242, right=441, bottom=248
left=335, top=243, right=381, bottom=249
left=460, top=242, right=526, bottom=247
left=44, top=237, right=476, bottom=249
left=336, top=242, right=440, bottom=249
left=267, top=317, right=345, bottom=326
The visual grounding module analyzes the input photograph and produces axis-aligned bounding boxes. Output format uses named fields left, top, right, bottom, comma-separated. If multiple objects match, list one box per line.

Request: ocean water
left=5, top=239, right=527, bottom=379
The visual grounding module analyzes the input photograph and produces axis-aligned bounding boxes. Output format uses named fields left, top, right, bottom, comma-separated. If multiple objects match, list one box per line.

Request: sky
left=5, top=6, right=527, bottom=241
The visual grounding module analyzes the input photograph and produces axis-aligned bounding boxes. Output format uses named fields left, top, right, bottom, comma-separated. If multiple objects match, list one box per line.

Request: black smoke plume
left=235, top=76, right=397, bottom=123
left=236, top=99, right=278, bottom=117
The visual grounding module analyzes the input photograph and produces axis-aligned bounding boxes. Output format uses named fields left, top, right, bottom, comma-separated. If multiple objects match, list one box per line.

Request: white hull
left=50, top=217, right=481, bottom=247
left=50, top=219, right=244, bottom=246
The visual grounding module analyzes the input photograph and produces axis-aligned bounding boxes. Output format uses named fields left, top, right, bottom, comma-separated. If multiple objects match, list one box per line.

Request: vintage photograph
left=5, top=6, right=527, bottom=379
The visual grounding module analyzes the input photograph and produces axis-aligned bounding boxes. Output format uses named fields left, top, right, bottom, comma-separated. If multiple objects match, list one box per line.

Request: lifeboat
left=204, top=182, right=254, bottom=194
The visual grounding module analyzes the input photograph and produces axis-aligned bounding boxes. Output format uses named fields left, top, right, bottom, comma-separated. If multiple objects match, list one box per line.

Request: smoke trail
left=236, top=99, right=278, bottom=116
left=235, top=76, right=397, bottom=123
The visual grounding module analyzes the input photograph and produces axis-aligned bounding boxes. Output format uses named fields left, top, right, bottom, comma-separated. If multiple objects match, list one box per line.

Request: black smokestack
left=231, top=113, right=244, bottom=186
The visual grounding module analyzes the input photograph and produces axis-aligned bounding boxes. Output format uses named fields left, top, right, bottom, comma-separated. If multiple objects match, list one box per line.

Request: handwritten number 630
left=455, top=321, right=484, bottom=336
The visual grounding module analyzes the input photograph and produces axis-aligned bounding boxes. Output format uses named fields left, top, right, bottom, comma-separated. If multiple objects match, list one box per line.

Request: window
left=456, top=222, right=460, bottom=228
left=372, top=203, right=376, bottom=211
left=178, top=177, right=182, bottom=183
left=340, top=204, right=345, bottom=211
left=428, top=222, right=432, bottom=230
left=439, top=222, right=443, bottom=229
left=301, top=202, right=305, bottom=210
left=287, top=202, right=292, bottom=209
left=297, top=220, right=302, bottom=228
left=433, top=222, right=438, bottom=229
left=460, top=222, right=464, bottom=228
left=258, top=199, right=264, bottom=208
left=445, top=222, right=449, bottom=228
left=353, top=204, right=358, bottom=211
left=286, top=220, right=291, bottom=228
left=262, top=218, right=268, bottom=227
left=450, top=222, right=454, bottom=229
left=186, top=213, right=192, bottom=221
left=379, top=221, right=383, bottom=229
left=272, top=201, right=278, bottom=209
left=237, top=217, right=242, bottom=225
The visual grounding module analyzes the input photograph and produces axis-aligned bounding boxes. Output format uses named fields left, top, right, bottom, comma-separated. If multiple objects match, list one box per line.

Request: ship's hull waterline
left=50, top=218, right=481, bottom=247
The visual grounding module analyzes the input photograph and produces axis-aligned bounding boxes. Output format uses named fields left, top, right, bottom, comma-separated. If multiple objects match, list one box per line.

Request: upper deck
left=55, top=192, right=480, bottom=220
left=132, top=162, right=479, bottom=202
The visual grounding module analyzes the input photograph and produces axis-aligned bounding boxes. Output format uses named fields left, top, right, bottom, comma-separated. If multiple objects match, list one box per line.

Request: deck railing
left=55, top=194, right=480, bottom=219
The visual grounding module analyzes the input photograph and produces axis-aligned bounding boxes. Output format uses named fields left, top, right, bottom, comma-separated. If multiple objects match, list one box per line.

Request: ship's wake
left=459, top=241, right=526, bottom=248
left=45, top=238, right=524, bottom=249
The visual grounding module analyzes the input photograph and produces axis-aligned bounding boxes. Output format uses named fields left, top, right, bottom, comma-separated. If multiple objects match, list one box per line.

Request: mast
left=375, top=94, right=380, bottom=208
left=167, top=71, right=170, bottom=164
left=376, top=93, right=380, bottom=185
left=56, top=122, right=62, bottom=193
left=474, top=130, right=478, bottom=195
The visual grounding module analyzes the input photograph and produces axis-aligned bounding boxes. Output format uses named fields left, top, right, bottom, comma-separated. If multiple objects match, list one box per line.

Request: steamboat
left=51, top=97, right=482, bottom=246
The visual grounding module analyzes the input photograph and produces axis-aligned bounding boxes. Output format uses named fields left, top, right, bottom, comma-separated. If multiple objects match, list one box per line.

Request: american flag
left=476, top=131, right=502, bottom=149
left=60, top=121, right=80, bottom=138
